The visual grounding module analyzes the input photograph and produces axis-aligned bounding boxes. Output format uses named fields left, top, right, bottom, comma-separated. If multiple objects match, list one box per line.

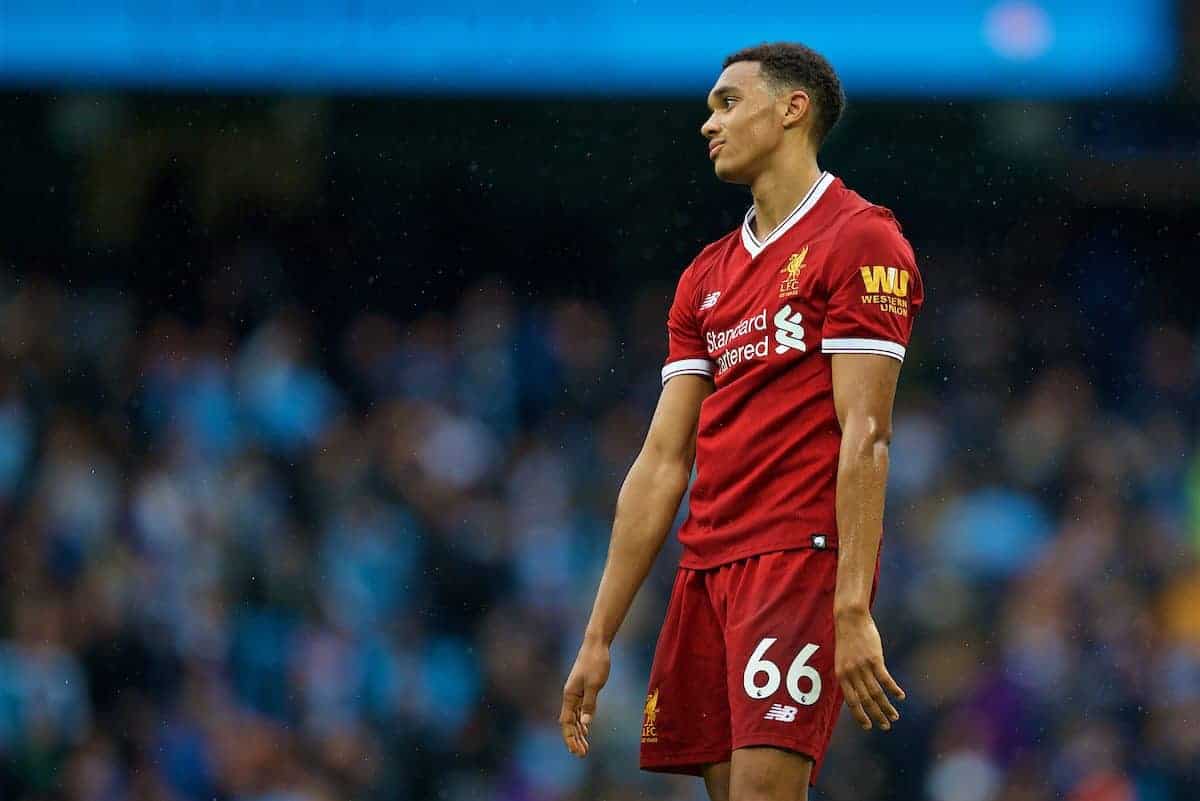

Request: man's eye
left=724, top=97, right=737, bottom=108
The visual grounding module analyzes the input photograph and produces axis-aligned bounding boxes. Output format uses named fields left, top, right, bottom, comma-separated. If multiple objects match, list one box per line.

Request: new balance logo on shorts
left=763, top=704, right=798, bottom=722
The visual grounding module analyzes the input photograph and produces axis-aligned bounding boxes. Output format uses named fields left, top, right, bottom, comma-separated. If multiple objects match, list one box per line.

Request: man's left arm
left=830, top=352, right=907, bottom=732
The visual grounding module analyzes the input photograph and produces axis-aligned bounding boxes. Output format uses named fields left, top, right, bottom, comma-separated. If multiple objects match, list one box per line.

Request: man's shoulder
left=680, top=227, right=741, bottom=284
left=827, top=183, right=906, bottom=241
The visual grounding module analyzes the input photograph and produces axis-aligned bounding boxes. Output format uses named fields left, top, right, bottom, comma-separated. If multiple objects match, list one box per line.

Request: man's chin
left=713, top=160, right=750, bottom=185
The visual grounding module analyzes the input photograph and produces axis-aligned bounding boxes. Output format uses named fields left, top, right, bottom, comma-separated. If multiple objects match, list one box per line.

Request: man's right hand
left=559, top=639, right=611, bottom=757
left=557, top=376, right=710, bottom=758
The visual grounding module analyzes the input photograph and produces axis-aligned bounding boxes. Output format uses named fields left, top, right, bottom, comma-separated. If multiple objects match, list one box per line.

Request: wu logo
left=773, top=305, right=806, bottom=354
left=859, top=266, right=909, bottom=297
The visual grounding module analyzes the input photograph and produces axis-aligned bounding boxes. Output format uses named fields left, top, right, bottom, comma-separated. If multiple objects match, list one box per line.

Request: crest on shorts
left=641, top=688, right=659, bottom=743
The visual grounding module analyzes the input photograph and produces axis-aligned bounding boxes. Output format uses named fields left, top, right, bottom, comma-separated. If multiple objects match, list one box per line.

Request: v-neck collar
left=740, top=172, right=835, bottom=259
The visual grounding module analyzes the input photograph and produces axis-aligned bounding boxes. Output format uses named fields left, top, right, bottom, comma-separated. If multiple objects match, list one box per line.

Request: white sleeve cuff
left=821, top=337, right=905, bottom=362
left=662, top=358, right=716, bottom=384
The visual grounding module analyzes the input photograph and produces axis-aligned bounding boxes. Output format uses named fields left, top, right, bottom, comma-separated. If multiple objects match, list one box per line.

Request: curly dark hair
left=723, top=42, right=845, bottom=149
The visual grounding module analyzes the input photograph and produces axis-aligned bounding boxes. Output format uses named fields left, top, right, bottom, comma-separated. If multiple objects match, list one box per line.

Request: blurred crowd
left=1, top=205, right=1199, bottom=801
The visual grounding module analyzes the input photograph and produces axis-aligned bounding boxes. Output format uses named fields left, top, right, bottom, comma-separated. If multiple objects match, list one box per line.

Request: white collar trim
left=741, top=172, right=835, bottom=258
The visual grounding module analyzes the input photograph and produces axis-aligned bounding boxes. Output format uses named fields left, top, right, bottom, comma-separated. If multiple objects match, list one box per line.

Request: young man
left=560, top=42, right=924, bottom=800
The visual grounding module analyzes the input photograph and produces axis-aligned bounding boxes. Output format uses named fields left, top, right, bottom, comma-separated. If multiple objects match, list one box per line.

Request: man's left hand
left=833, top=607, right=905, bottom=731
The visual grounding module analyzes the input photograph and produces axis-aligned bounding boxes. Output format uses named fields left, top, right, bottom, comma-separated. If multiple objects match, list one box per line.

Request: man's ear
left=781, top=89, right=812, bottom=130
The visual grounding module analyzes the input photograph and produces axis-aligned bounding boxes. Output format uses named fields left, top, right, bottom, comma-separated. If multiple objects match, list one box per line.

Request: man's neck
left=749, top=159, right=823, bottom=241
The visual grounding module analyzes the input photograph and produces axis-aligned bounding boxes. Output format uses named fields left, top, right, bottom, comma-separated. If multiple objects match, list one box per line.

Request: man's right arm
left=584, top=373, right=712, bottom=644
left=560, top=373, right=712, bottom=757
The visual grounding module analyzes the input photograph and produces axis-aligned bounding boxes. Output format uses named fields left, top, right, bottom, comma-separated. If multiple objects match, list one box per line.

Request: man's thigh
left=639, top=567, right=732, bottom=775
left=701, top=760, right=731, bottom=801
left=729, top=746, right=813, bottom=801
left=720, top=548, right=843, bottom=788
left=700, top=748, right=812, bottom=801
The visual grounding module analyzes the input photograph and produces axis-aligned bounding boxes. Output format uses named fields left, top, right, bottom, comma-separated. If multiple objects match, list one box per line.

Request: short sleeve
left=662, top=265, right=716, bottom=384
left=821, top=208, right=924, bottom=362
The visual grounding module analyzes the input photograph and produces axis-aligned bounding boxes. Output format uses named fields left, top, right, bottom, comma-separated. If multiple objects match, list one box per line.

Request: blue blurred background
left=0, top=1, right=1178, bottom=94
left=0, top=2, right=1198, bottom=800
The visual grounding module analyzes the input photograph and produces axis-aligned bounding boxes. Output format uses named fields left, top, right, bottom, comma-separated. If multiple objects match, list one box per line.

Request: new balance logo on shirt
left=700, top=291, right=721, bottom=310
left=763, top=704, right=798, bottom=722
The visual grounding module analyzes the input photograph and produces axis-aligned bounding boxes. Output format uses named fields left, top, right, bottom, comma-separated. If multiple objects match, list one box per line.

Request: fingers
left=841, top=661, right=904, bottom=731
left=559, top=681, right=588, bottom=757
left=861, top=674, right=897, bottom=729
left=841, top=682, right=873, bottom=730
left=561, top=722, right=587, bottom=756
left=559, top=681, right=581, bottom=731
left=580, top=685, right=600, bottom=732
left=560, top=675, right=603, bottom=758
left=869, top=660, right=905, bottom=727
left=876, top=662, right=906, bottom=701
left=570, top=718, right=590, bottom=757
left=850, top=675, right=888, bottom=730
left=559, top=716, right=583, bottom=755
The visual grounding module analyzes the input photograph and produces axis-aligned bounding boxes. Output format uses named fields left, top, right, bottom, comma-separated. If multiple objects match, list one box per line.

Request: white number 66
left=743, top=637, right=822, bottom=706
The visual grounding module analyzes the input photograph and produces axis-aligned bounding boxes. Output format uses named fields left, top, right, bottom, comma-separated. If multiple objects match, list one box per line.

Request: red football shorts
left=639, top=547, right=875, bottom=787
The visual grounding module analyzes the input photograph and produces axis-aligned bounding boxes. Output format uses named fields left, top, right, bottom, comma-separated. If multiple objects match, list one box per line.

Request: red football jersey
left=662, top=173, right=924, bottom=568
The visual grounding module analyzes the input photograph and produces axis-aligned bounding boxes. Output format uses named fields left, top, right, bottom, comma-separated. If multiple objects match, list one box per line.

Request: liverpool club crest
left=779, top=247, right=808, bottom=298
left=642, top=688, right=659, bottom=743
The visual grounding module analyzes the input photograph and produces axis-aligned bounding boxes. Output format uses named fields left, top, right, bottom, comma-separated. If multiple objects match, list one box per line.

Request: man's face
left=701, top=61, right=788, bottom=184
